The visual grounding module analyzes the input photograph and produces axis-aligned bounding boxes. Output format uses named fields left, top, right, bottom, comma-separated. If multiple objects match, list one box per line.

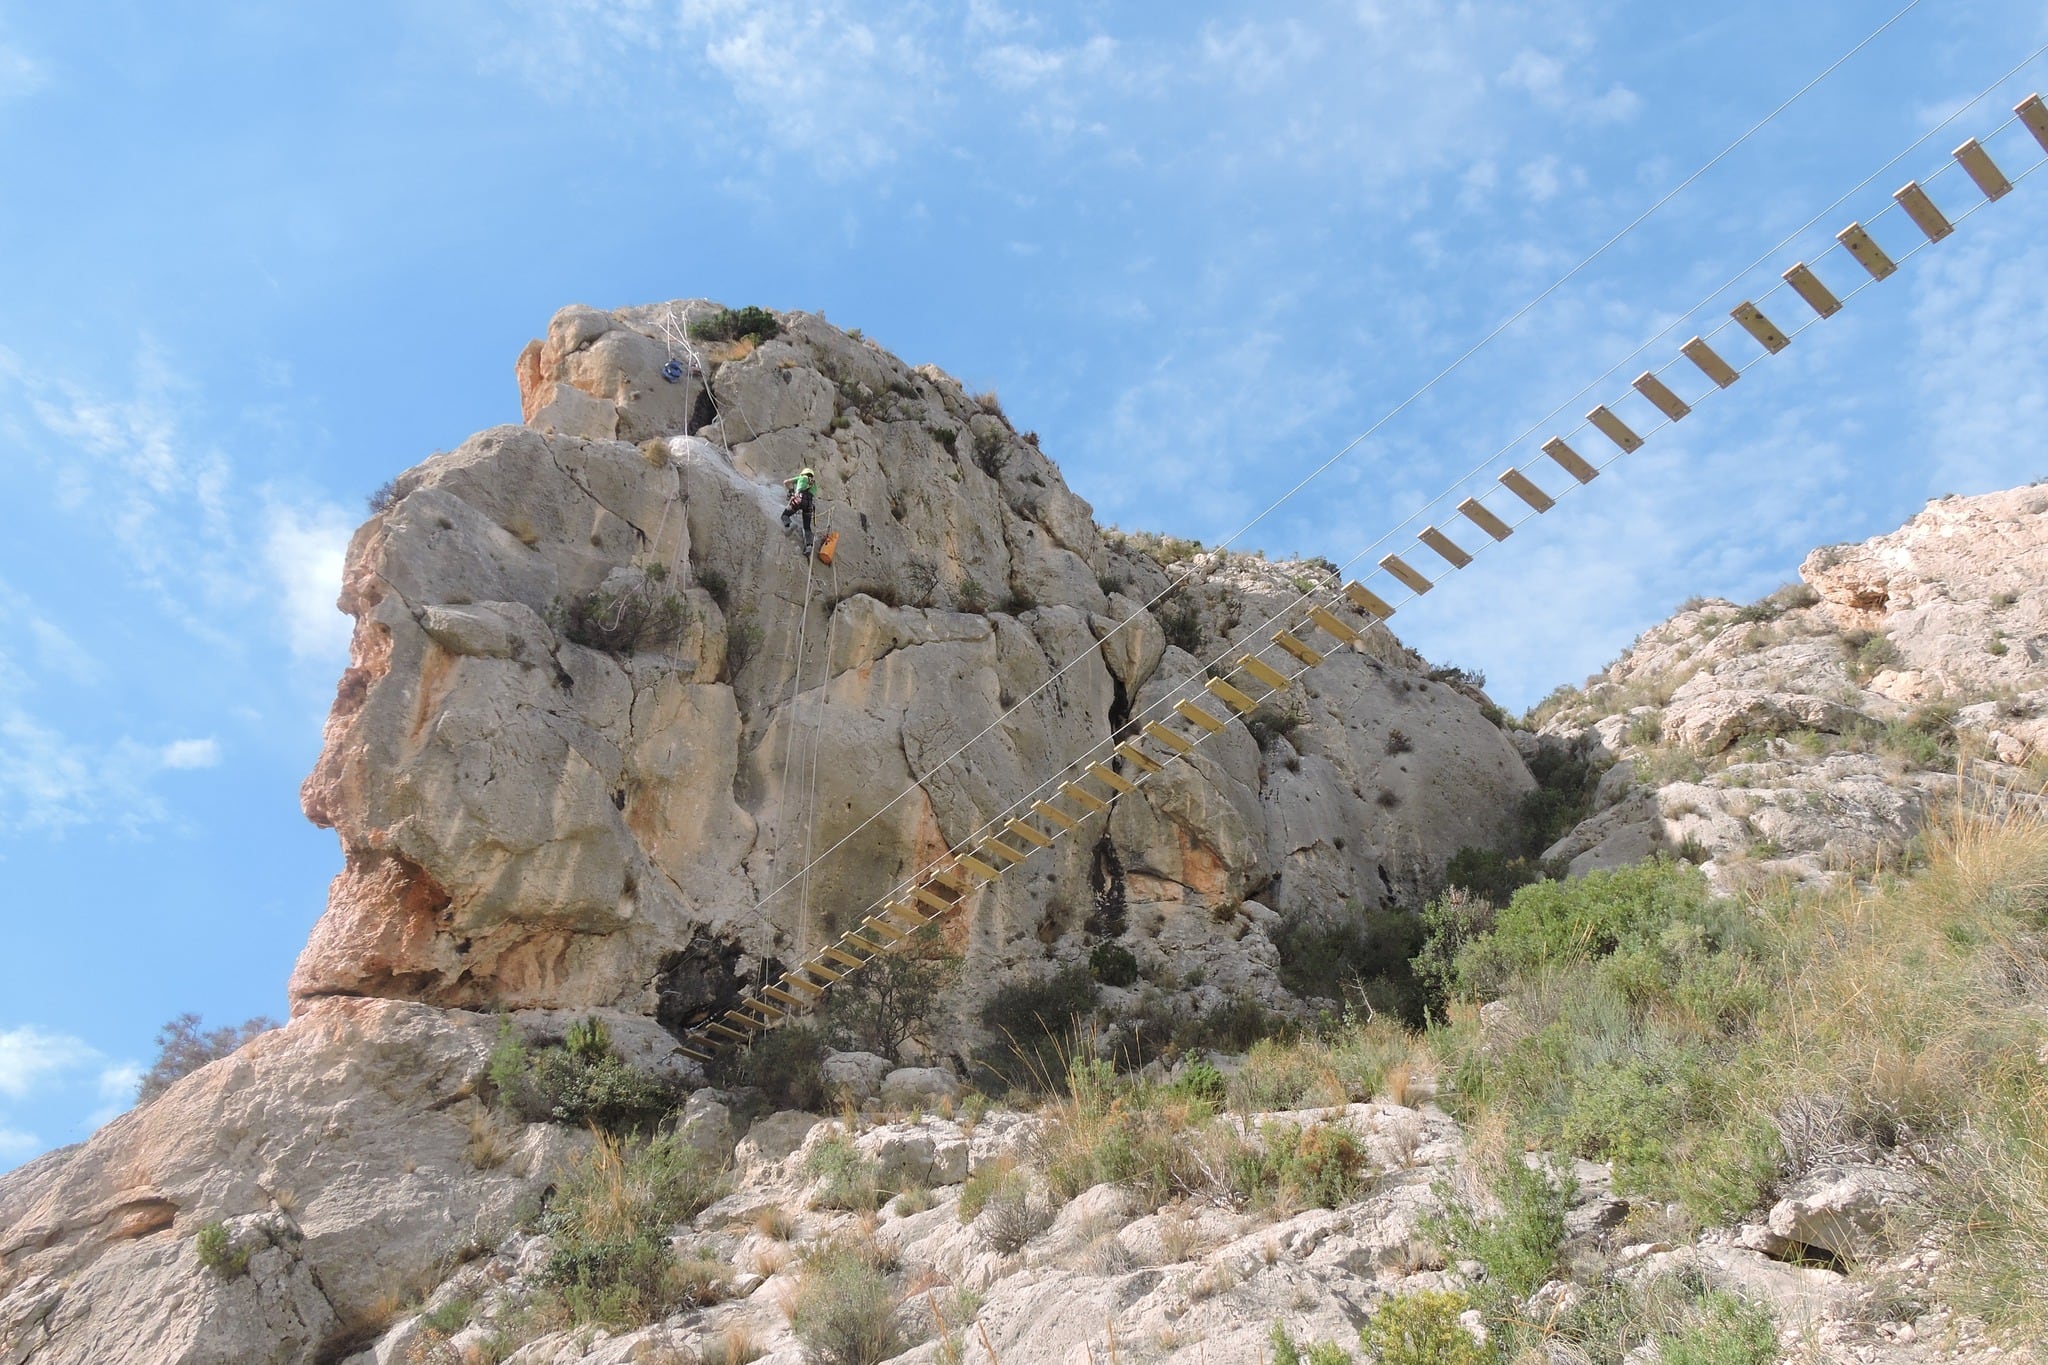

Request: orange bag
left=816, top=531, right=840, bottom=565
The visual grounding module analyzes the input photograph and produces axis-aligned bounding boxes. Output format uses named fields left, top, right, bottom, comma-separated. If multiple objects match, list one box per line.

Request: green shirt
left=793, top=473, right=816, bottom=495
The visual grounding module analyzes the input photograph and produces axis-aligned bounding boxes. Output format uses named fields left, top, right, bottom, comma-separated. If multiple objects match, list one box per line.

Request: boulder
left=819, top=1051, right=893, bottom=1103
left=879, top=1067, right=963, bottom=1109
left=734, top=1111, right=824, bottom=1169
left=1765, top=1163, right=1921, bottom=1264
left=855, top=1122, right=970, bottom=1188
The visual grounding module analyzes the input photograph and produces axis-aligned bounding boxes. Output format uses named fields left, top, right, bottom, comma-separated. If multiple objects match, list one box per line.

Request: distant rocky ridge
left=2, top=302, right=2042, bottom=1365
left=1532, top=483, right=2048, bottom=889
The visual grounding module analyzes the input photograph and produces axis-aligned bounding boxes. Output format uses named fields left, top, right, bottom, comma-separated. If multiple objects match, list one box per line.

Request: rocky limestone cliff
left=0, top=302, right=1534, bottom=1364
left=295, top=300, right=1532, bottom=1038
left=1532, top=483, right=2048, bottom=888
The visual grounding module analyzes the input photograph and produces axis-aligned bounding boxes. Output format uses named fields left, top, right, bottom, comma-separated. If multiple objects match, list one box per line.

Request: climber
left=780, top=467, right=818, bottom=555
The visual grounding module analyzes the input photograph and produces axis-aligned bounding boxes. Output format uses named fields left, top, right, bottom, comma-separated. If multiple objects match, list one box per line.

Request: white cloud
left=0, top=1127, right=39, bottom=1161
left=160, top=738, right=221, bottom=770
left=262, top=502, right=354, bottom=662
left=0, top=41, right=46, bottom=101
left=88, top=1063, right=144, bottom=1126
left=0, top=1026, right=98, bottom=1099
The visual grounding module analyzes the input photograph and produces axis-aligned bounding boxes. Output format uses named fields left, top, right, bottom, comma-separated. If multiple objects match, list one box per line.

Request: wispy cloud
left=0, top=1126, right=38, bottom=1161
left=160, top=738, right=221, bottom=770
left=1, top=346, right=354, bottom=669
left=263, top=502, right=354, bottom=661
left=0, top=39, right=47, bottom=101
left=0, top=1025, right=98, bottom=1099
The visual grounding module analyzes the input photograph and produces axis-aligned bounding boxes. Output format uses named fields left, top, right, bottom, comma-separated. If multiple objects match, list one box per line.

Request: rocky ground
left=342, top=1056, right=2015, bottom=1365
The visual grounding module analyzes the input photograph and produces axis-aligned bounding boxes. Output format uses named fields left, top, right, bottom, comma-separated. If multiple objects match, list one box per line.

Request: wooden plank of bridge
left=1499, top=468, right=1555, bottom=511
left=1032, top=799, right=1080, bottom=831
left=1953, top=138, right=2011, bottom=200
left=1632, top=372, right=1691, bottom=422
left=1175, top=699, right=1230, bottom=733
left=1542, top=437, right=1599, bottom=482
left=1086, top=762, right=1135, bottom=795
left=1379, top=554, right=1432, bottom=595
left=763, top=985, right=806, bottom=1008
left=1893, top=182, right=1952, bottom=242
left=845, top=932, right=887, bottom=954
left=1006, top=817, right=1055, bottom=848
left=1238, top=654, right=1291, bottom=691
left=1681, top=337, right=1739, bottom=388
left=1731, top=302, right=1790, bottom=354
left=956, top=853, right=1000, bottom=881
left=1587, top=405, right=1644, bottom=453
left=913, top=885, right=954, bottom=912
left=1344, top=582, right=1396, bottom=620
left=929, top=866, right=973, bottom=895
left=679, top=1043, right=714, bottom=1062
left=861, top=916, right=909, bottom=942
left=1783, top=263, right=1841, bottom=319
left=822, top=946, right=868, bottom=970
left=1305, top=605, right=1363, bottom=645
left=1837, top=223, right=1896, bottom=281
left=707, top=1021, right=750, bottom=1043
left=798, top=959, right=845, bottom=983
left=1060, top=779, right=1111, bottom=811
left=1458, top=497, right=1513, bottom=541
left=979, top=836, right=1029, bottom=866
left=1418, top=526, right=1472, bottom=569
left=2018, top=93, right=2048, bottom=154
left=1205, top=677, right=1259, bottom=714
left=1272, top=630, right=1324, bottom=666
left=1142, top=721, right=1194, bottom=755
left=1113, top=741, right=1163, bottom=774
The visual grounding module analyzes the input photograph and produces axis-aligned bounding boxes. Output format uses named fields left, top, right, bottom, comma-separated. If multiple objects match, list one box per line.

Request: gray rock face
left=819, top=1050, right=893, bottom=1102
left=295, top=300, right=1534, bottom=1030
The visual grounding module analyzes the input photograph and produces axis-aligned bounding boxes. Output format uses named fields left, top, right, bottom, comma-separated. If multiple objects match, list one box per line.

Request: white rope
left=797, top=541, right=841, bottom=954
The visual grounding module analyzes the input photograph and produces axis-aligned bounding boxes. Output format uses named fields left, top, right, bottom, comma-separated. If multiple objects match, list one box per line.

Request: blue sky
left=3, top=1, right=2046, bottom=1169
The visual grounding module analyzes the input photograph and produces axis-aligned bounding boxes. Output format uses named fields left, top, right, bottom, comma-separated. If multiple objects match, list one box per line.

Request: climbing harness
left=662, top=358, right=685, bottom=383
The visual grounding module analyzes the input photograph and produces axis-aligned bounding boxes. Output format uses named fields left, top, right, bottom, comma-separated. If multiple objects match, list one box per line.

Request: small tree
left=138, top=1014, right=278, bottom=1103
left=825, top=927, right=962, bottom=1059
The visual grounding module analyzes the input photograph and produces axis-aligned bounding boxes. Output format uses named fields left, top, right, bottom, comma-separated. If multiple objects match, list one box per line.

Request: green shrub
left=973, top=1172, right=1055, bottom=1254
left=788, top=1243, right=904, bottom=1365
left=1157, top=593, right=1205, bottom=654
left=807, top=1132, right=888, bottom=1212
left=420, top=1295, right=472, bottom=1335
left=689, top=306, right=781, bottom=344
left=1168, top=1059, right=1227, bottom=1108
left=1458, top=860, right=1712, bottom=993
left=972, top=428, right=1009, bottom=478
left=556, top=578, right=688, bottom=654
left=1442, top=847, right=1543, bottom=909
left=1434, top=1159, right=1570, bottom=1304
left=955, top=575, right=985, bottom=613
left=1360, top=1290, right=1490, bottom=1365
left=974, top=966, right=1098, bottom=1092
left=1273, top=905, right=1426, bottom=1023
left=997, top=589, right=1038, bottom=615
left=696, top=566, right=732, bottom=613
left=1226, top=1121, right=1369, bottom=1211
left=537, top=1133, right=727, bottom=1326
left=194, top=1221, right=249, bottom=1278
left=729, top=1023, right=831, bottom=1113
left=1247, top=702, right=1307, bottom=751
left=1088, top=941, right=1139, bottom=987
left=565, top=1015, right=612, bottom=1061
left=1268, top=1322, right=1355, bottom=1365
left=1658, top=1290, right=1778, bottom=1365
